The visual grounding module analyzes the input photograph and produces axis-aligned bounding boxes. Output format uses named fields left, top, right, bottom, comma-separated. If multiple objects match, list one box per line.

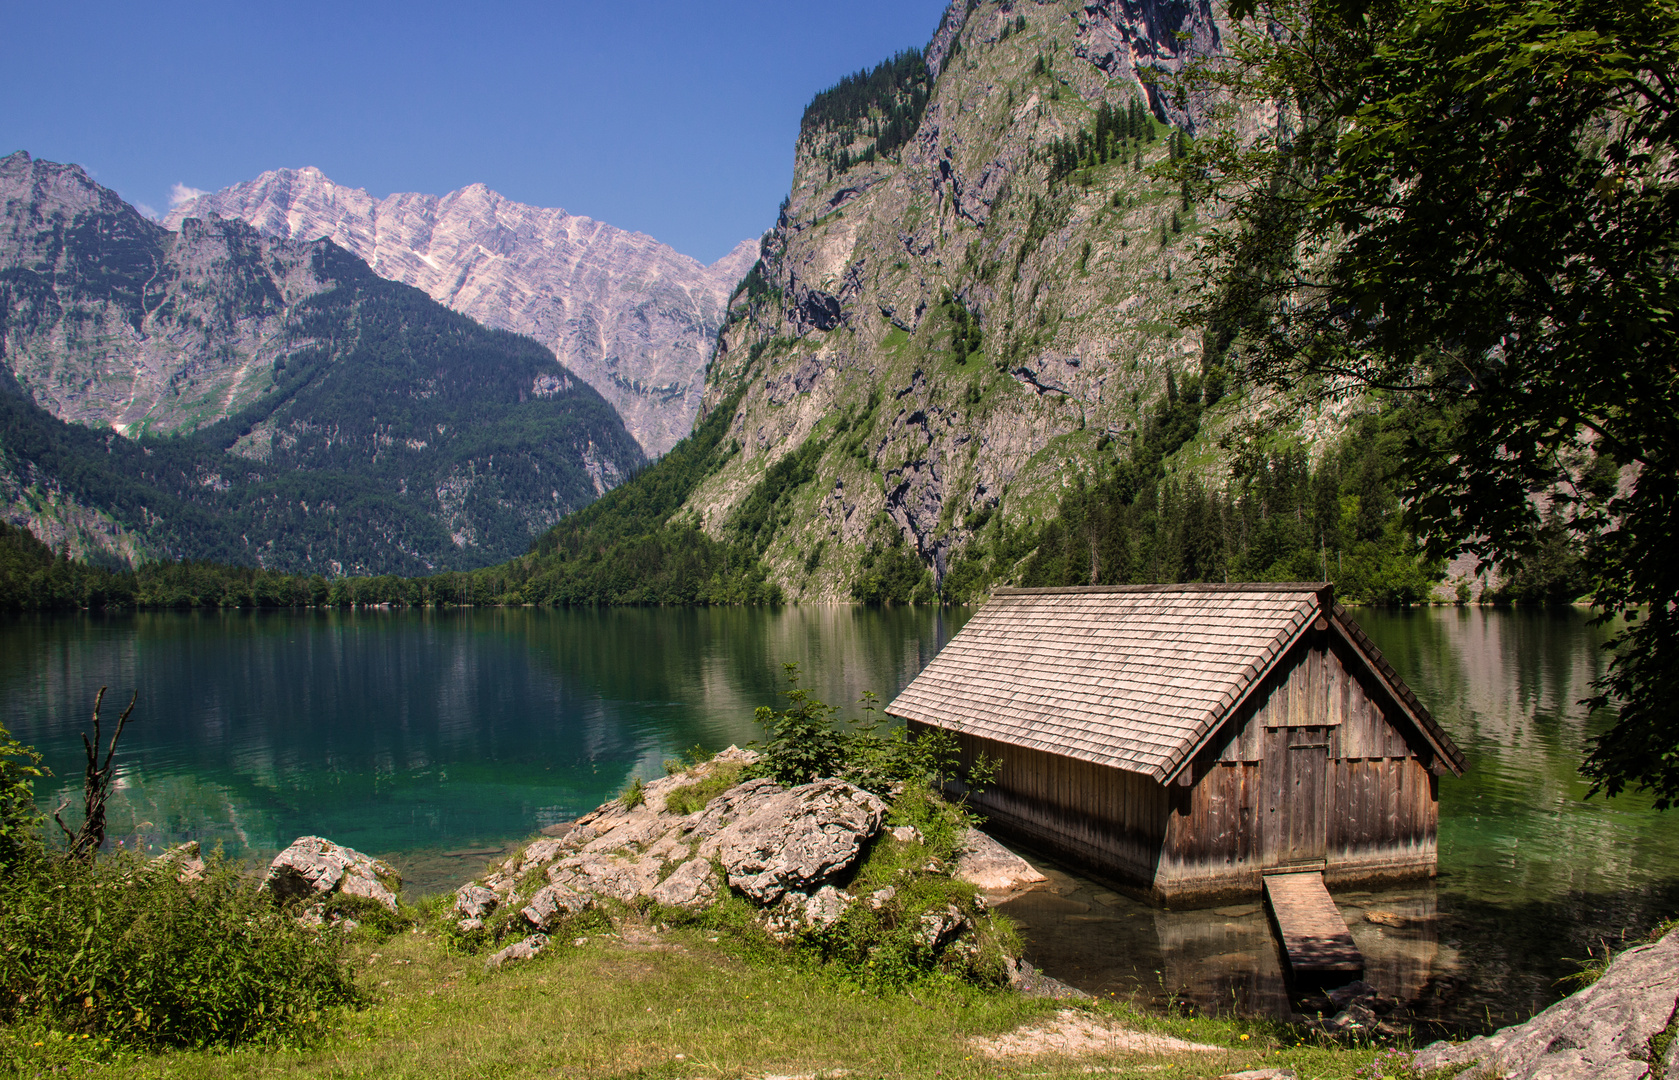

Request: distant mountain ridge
left=167, top=168, right=758, bottom=456
left=0, top=151, right=644, bottom=573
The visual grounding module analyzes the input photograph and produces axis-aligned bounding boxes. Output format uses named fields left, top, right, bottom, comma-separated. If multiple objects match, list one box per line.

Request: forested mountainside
left=0, top=152, right=644, bottom=575
left=492, top=0, right=1461, bottom=606
left=167, top=167, right=758, bottom=456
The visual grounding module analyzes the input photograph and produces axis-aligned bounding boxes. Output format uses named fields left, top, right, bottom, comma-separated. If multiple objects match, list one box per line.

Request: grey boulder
left=713, top=779, right=887, bottom=904
left=760, top=885, right=854, bottom=941
left=545, top=852, right=662, bottom=903
left=454, top=883, right=499, bottom=921
left=954, top=828, right=1047, bottom=892
left=263, top=836, right=401, bottom=912
left=520, top=883, right=592, bottom=931
left=1413, top=927, right=1679, bottom=1079
left=486, top=934, right=548, bottom=969
left=649, top=857, right=719, bottom=909
left=916, top=904, right=972, bottom=953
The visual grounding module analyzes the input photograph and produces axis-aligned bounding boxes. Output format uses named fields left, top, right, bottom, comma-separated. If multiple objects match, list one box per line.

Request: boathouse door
left=1263, top=725, right=1329, bottom=867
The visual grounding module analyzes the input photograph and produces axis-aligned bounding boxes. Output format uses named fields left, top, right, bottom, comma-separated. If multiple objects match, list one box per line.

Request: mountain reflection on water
left=0, top=606, right=966, bottom=886
left=2, top=605, right=1674, bottom=1032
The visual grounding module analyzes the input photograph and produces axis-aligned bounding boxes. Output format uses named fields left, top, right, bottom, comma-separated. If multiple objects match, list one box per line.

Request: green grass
left=661, top=764, right=745, bottom=816
left=0, top=917, right=1431, bottom=1080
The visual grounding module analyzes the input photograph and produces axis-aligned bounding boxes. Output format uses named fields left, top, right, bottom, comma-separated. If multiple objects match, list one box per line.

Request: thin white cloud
left=168, top=183, right=208, bottom=208
left=136, top=203, right=161, bottom=220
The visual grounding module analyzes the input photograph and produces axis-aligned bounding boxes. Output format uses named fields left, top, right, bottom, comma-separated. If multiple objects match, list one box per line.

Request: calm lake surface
left=2, top=605, right=1674, bottom=1033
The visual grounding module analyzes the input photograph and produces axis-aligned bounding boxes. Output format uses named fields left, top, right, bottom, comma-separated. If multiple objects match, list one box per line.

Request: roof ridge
left=992, top=583, right=1329, bottom=596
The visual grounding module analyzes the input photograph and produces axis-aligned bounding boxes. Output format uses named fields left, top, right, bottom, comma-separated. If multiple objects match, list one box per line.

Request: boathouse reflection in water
left=997, top=859, right=1453, bottom=1025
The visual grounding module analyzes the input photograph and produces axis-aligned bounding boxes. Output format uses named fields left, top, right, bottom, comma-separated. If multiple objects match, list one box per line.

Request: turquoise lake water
left=2, top=605, right=1673, bottom=1031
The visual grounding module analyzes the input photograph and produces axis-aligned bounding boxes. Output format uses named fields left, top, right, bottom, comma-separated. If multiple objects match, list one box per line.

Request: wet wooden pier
left=1263, top=869, right=1363, bottom=982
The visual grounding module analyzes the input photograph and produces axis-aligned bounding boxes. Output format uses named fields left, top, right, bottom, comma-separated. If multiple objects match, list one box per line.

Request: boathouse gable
left=886, top=584, right=1465, bottom=906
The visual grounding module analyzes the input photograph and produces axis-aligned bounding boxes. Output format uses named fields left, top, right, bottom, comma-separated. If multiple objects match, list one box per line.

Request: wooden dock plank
left=1264, top=870, right=1363, bottom=978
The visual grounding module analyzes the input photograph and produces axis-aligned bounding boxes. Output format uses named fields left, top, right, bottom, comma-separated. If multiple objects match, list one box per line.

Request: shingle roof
left=886, top=583, right=1461, bottom=783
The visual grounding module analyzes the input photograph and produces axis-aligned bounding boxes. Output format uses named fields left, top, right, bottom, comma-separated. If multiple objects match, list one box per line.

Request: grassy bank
left=1, top=909, right=1424, bottom=1080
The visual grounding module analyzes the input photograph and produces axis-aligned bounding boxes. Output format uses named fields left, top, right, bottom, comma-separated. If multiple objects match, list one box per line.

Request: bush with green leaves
left=745, top=663, right=995, bottom=799
left=0, top=722, right=47, bottom=870
left=0, top=850, right=362, bottom=1048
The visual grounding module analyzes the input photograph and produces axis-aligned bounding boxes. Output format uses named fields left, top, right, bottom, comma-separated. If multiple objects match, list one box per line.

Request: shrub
left=0, top=850, right=362, bottom=1048
left=0, top=722, right=46, bottom=870
left=746, top=663, right=997, bottom=800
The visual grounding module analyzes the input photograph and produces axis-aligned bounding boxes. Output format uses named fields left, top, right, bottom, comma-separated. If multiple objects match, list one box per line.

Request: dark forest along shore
left=1, top=605, right=1674, bottom=1033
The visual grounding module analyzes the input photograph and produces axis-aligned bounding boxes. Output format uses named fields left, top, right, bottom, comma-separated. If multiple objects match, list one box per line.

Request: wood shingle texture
left=889, top=583, right=1465, bottom=904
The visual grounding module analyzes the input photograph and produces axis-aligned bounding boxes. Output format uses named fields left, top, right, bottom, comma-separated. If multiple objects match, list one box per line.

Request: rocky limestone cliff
left=1, top=157, right=333, bottom=436
left=0, top=152, right=645, bottom=573
left=680, top=0, right=1278, bottom=599
left=167, top=168, right=758, bottom=456
left=1074, top=0, right=1227, bottom=131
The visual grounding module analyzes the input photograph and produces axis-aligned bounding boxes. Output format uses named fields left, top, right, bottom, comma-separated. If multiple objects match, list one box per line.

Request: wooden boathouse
left=887, top=584, right=1466, bottom=909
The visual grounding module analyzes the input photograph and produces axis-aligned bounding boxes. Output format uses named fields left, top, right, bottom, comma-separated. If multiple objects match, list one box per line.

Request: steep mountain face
left=167, top=168, right=758, bottom=456
left=0, top=152, right=645, bottom=573
left=679, top=0, right=1263, bottom=599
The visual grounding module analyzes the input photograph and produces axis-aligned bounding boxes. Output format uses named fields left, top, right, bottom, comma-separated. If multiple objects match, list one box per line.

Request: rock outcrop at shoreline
left=1413, top=926, right=1679, bottom=1080
left=452, top=749, right=903, bottom=942
left=445, top=747, right=1040, bottom=977
left=264, top=835, right=403, bottom=913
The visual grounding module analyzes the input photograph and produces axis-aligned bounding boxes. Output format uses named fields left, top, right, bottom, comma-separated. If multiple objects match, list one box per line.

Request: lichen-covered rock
left=510, top=838, right=567, bottom=878
left=688, top=777, right=786, bottom=841
left=760, top=885, right=855, bottom=941
left=151, top=841, right=206, bottom=883
left=649, top=857, right=719, bottom=909
left=713, top=779, right=887, bottom=904
left=955, top=828, right=1047, bottom=892
left=915, top=904, right=972, bottom=953
left=545, top=853, right=662, bottom=903
left=801, top=885, right=852, bottom=931
left=486, top=934, right=548, bottom=969
left=1413, top=928, right=1679, bottom=1079
left=520, top=883, right=592, bottom=931
left=263, top=836, right=401, bottom=912
left=454, top=883, right=498, bottom=921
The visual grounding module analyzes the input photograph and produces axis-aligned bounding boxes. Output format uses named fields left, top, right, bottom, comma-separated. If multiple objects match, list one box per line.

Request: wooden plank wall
left=1322, top=635, right=1438, bottom=883
left=936, top=726, right=1170, bottom=887
left=918, top=627, right=1442, bottom=904
left=1163, top=632, right=1439, bottom=899
left=1156, top=760, right=1266, bottom=900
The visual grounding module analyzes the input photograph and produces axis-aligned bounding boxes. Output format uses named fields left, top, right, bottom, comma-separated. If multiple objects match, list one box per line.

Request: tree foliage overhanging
left=1187, top=0, right=1679, bottom=805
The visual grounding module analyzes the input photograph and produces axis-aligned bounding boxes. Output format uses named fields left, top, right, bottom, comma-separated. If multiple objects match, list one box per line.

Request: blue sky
left=2, top=1, right=949, bottom=264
